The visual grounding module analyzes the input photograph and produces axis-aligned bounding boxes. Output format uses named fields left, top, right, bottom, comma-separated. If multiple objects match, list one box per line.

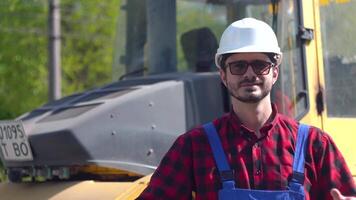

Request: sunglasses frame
left=227, top=60, right=275, bottom=75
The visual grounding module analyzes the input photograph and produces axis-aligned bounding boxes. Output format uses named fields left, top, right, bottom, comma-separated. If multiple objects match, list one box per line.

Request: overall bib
left=203, top=123, right=309, bottom=200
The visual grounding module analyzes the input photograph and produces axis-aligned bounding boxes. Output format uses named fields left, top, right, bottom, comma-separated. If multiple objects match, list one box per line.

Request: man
left=137, top=18, right=356, bottom=200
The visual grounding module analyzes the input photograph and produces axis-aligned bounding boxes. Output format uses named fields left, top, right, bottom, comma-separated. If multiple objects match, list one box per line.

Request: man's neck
left=232, top=98, right=273, bottom=133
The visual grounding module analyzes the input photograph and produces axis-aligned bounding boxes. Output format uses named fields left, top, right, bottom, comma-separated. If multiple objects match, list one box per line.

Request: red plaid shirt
left=138, top=106, right=356, bottom=200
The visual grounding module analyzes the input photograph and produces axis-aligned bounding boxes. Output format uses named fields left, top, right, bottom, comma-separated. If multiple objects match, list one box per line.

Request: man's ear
left=219, top=68, right=227, bottom=87
left=272, top=65, right=279, bottom=85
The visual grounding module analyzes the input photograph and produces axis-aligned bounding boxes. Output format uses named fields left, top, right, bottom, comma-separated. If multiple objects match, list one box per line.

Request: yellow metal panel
left=311, top=0, right=356, bottom=178
left=299, top=0, right=323, bottom=129
left=115, top=174, right=152, bottom=200
left=322, top=118, right=356, bottom=177
left=319, top=0, right=350, bottom=6
left=320, top=0, right=330, bottom=6
left=0, top=180, right=134, bottom=200
left=310, top=0, right=327, bottom=130
left=336, top=0, right=351, bottom=3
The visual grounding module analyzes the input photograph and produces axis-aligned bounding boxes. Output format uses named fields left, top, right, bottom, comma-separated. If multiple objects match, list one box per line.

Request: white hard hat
left=215, top=18, right=282, bottom=68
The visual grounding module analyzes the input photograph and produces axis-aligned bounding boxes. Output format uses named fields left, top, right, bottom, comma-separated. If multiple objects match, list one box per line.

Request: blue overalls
left=203, top=123, right=310, bottom=200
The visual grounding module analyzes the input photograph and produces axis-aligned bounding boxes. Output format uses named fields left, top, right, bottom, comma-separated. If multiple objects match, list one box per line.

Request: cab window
left=115, top=0, right=308, bottom=118
left=272, top=0, right=308, bottom=119
left=319, top=1, right=356, bottom=117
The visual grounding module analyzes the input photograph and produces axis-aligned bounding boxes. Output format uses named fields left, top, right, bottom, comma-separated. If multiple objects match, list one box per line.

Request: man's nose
left=243, top=65, right=256, bottom=78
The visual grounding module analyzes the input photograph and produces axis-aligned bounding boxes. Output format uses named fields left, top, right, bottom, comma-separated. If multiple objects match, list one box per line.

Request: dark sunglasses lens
left=251, top=61, right=272, bottom=75
left=229, top=61, right=248, bottom=75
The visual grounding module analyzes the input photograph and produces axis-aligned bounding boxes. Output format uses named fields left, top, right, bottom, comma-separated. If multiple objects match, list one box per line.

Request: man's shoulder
left=277, top=113, right=330, bottom=142
left=277, top=113, right=325, bottom=134
left=181, top=126, right=205, bottom=139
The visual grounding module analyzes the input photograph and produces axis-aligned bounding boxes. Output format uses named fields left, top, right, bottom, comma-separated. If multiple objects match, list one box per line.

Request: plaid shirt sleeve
left=308, top=128, right=356, bottom=199
left=137, top=132, right=194, bottom=199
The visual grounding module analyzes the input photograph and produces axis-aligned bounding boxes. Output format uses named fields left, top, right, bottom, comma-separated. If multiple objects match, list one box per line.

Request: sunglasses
left=227, top=60, right=275, bottom=75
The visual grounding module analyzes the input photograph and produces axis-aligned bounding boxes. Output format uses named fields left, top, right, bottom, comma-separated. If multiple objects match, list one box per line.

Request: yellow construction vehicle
left=0, top=0, right=355, bottom=199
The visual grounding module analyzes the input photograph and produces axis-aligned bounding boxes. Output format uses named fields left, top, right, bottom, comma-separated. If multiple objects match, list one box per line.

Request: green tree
left=0, top=0, right=48, bottom=120
left=61, top=0, right=119, bottom=95
left=0, top=0, right=120, bottom=119
left=0, top=0, right=120, bottom=181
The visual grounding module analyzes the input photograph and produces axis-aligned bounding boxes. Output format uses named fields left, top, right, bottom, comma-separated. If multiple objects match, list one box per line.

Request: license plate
left=0, top=120, right=33, bottom=161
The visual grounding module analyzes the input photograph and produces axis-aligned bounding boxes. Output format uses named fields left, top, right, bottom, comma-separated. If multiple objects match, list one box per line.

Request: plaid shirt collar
left=228, top=103, right=278, bottom=140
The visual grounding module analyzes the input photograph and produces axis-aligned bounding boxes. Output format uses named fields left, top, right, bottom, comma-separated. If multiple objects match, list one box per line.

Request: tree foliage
left=0, top=0, right=48, bottom=119
left=0, top=0, right=120, bottom=181
left=0, top=0, right=119, bottom=118
left=61, top=0, right=119, bottom=94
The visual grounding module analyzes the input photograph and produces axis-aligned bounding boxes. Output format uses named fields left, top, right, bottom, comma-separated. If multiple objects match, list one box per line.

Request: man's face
left=219, top=53, right=279, bottom=103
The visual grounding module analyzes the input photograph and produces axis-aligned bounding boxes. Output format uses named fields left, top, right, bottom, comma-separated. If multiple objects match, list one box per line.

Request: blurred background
left=1, top=0, right=356, bottom=184
left=0, top=0, right=119, bottom=120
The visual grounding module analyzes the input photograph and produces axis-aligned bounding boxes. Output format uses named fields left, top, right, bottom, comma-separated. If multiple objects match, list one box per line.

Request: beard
left=226, top=78, right=271, bottom=103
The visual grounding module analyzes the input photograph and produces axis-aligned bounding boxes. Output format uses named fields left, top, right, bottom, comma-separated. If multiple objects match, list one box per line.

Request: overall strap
left=203, top=122, right=235, bottom=188
left=293, top=124, right=310, bottom=174
left=289, top=123, right=310, bottom=191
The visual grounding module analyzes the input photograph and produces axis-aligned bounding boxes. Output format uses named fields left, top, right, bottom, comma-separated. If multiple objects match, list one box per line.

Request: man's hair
left=220, top=53, right=281, bottom=71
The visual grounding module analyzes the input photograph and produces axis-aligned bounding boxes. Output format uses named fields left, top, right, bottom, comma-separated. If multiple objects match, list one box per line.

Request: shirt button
left=255, top=170, right=261, bottom=175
